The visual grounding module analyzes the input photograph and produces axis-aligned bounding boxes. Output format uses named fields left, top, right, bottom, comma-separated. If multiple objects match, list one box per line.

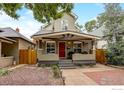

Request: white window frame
left=46, top=41, right=56, bottom=54
left=61, top=19, right=68, bottom=31
left=73, top=42, right=82, bottom=53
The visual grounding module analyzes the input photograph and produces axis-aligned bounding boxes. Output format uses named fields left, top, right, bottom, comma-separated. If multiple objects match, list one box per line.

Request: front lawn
left=0, top=65, right=63, bottom=85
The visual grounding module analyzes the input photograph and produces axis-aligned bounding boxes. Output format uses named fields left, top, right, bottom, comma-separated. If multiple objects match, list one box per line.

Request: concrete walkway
left=61, top=64, right=116, bottom=85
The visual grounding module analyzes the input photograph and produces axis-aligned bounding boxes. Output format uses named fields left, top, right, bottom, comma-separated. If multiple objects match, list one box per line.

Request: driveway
left=0, top=65, right=63, bottom=85
left=61, top=64, right=124, bottom=85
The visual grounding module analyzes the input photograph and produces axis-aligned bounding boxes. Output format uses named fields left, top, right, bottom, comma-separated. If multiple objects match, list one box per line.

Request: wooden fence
left=19, top=49, right=37, bottom=64
left=96, top=49, right=107, bottom=64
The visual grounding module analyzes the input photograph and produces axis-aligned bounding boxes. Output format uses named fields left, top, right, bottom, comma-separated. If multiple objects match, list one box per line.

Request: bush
left=51, top=65, right=60, bottom=78
left=106, top=42, right=124, bottom=65
left=0, top=68, right=10, bottom=76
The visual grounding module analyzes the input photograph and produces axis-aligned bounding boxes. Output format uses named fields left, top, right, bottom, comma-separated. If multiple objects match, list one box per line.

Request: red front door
left=59, top=42, right=65, bottom=58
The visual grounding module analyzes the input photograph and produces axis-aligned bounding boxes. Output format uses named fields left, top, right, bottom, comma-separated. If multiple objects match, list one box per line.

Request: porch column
left=0, top=41, right=1, bottom=57
left=93, top=40, right=96, bottom=55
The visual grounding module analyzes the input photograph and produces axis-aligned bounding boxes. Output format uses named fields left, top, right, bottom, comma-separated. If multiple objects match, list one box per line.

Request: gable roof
left=0, top=27, right=34, bottom=44
left=88, top=25, right=105, bottom=37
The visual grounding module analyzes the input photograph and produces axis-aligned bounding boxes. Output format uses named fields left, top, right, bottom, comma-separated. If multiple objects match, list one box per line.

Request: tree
left=84, top=4, right=124, bottom=65
left=0, top=4, right=23, bottom=19
left=84, top=20, right=97, bottom=32
left=0, top=3, right=73, bottom=23
left=75, top=22, right=83, bottom=30
left=99, top=3, right=124, bottom=65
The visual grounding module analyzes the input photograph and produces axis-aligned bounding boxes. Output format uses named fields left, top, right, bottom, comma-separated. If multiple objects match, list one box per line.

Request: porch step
left=59, top=60, right=76, bottom=69
left=59, top=66, right=76, bottom=69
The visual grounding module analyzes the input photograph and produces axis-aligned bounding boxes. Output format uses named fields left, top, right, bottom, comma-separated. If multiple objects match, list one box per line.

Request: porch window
left=73, top=42, right=82, bottom=53
left=61, top=20, right=68, bottom=31
left=46, top=41, right=55, bottom=53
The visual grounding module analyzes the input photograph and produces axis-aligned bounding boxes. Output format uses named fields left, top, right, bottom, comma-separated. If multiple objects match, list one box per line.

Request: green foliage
left=76, top=23, right=83, bottom=30
left=0, top=68, right=10, bottom=76
left=0, top=3, right=23, bottom=19
left=51, top=65, right=60, bottom=78
left=85, top=20, right=96, bottom=32
left=101, top=4, right=124, bottom=65
left=106, top=41, right=124, bottom=65
left=85, top=3, right=124, bottom=65
left=0, top=3, right=73, bottom=23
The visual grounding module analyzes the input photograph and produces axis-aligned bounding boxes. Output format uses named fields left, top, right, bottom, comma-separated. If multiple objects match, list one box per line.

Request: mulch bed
left=84, top=69, right=124, bottom=85
left=0, top=65, right=63, bottom=85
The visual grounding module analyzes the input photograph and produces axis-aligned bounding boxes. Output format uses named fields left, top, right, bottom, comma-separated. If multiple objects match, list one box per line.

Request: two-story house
left=32, top=13, right=100, bottom=65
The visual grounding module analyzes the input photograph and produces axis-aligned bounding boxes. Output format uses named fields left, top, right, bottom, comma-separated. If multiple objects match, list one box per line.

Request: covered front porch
left=0, top=37, right=16, bottom=68
left=33, top=31, right=100, bottom=64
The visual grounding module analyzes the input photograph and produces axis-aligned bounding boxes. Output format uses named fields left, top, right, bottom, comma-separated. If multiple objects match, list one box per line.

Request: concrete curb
left=8, top=64, right=27, bottom=71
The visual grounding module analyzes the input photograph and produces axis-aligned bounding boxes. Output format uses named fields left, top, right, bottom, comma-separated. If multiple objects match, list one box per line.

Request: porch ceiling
left=33, top=31, right=100, bottom=40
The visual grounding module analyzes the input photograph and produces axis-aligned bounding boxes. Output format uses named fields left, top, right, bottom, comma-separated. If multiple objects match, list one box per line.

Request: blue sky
left=0, top=3, right=124, bottom=39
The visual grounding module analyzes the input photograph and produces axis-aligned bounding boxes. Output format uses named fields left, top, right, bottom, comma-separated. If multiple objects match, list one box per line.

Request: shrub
left=106, top=42, right=124, bottom=65
left=51, top=65, right=60, bottom=78
left=0, top=68, right=10, bottom=76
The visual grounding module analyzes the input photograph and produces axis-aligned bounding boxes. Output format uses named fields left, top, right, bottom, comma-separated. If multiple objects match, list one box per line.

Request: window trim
left=61, top=19, right=68, bottom=31
left=73, top=42, right=82, bottom=53
left=46, top=41, right=56, bottom=54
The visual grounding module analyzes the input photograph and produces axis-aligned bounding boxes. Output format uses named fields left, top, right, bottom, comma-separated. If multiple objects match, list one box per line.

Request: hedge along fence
left=96, top=49, right=107, bottom=64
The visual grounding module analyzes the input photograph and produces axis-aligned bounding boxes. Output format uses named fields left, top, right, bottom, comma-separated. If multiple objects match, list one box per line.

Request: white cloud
left=0, top=10, right=43, bottom=39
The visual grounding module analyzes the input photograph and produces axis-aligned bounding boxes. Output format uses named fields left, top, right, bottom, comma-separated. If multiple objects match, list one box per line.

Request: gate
left=96, top=49, right=107, bottom=64
left=19, top=49, right=37, bottom=64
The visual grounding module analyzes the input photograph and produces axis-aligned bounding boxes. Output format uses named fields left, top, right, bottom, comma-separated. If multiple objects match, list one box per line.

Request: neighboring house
left=32, top=13, right=100, bottom=65
left=0, top=27, right=35, bottom=67
left=88, top=25, right=108, bottom=49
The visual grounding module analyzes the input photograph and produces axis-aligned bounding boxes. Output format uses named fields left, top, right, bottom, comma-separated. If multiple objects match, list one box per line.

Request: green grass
left=0, top=68, right=10, bottom=76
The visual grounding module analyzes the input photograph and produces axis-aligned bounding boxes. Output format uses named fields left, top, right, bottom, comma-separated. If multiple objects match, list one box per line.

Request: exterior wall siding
left=0, top=56, right=13, bottom=68
left=2, top=41, right=19, bottom=63
left=97, top=40, right=107, bottom=49
left=18, top=39, right=33, bottom=49
left=45, top=13, right=80, bottom=32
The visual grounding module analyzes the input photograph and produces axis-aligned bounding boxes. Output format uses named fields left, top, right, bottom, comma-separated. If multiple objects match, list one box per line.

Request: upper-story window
left=61, top=19, right=68, bottom=31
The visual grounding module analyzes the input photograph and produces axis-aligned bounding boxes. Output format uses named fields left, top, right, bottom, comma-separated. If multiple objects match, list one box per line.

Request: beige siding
left=72, top=53, right=95, bottom=61
left=97, top=40, right=107, bottom=49
left=2, top=42, right=19, bottom=63
left=18, top=39, right=33, bottom=49
left=45, top=13, right=80, bottom=32
left=37, top=53, right=59, bottom=61
left=0, top=57, right=13, bottom=68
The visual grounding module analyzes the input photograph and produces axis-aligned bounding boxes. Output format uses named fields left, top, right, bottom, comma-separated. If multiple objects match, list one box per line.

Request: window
left=74, top=42, right=82, bottom=53
left=61, top=20, right=68, bottom=31
left=46, top=42, right=55, bottom=53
